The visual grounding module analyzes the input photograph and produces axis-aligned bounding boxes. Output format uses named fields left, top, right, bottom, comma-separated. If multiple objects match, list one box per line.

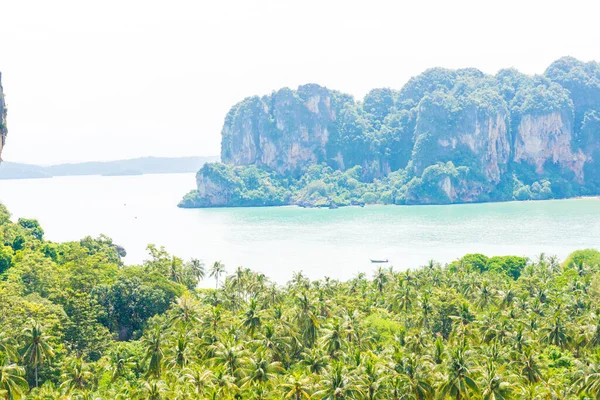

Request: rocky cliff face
left=411, top=95, right=511, bottom=184
left=0, top=73, right=7, bottom=163
left=221, top=84, right=350, bottom=175
left=513, top=110, right=586, bottom=181
left=188, top=57, right=600, bottom=207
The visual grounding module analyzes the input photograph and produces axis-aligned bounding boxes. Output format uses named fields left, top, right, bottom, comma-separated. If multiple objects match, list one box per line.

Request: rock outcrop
left=513, top=110, right=586, bottom=181
left=0, top=73, right=7, bottom=163
left=185, top=57, right=600, bottom=207
left=221, top=84, right=351, bottom=175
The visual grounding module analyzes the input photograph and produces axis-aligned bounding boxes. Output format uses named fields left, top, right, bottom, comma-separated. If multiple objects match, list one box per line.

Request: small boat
left=370, top=258, right=389, bottom=263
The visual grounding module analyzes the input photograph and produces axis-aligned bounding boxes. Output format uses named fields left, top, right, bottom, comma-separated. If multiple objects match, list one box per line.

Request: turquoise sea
left=1, top=173, right=599, bottom=284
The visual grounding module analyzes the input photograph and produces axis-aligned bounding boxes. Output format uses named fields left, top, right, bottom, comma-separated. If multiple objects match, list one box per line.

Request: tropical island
left=180, top=56, right=600, bottom=208
left=1, top=203, right=600, bottom=398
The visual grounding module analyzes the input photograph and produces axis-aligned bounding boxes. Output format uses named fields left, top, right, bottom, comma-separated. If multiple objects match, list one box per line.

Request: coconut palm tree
left=540, top=314, right=572, bottom=349
left=181, top=366, right=213, bottom=395
left=294, top=293, right=319, bottom=348
left=0, top=334, right=17, bottom=366
left=358, top=356, right=388, bottom=400
left=479, top=361, right=512, bottom=400
left=314, top=362, right=363, bottom=399
left=168, top=332, right=191, bottom=368
left=575, top=360, right=600, bottom=399
left=21, top=321, right=54, bottom=388
left=142, top=379, right=167, bottom=400
left=373, top=267, right=388, bottom=295
left=242, top=298, right=262, bottom=337
left=396, top=354, right=433, bottom=400
left=302, top=347, right=328, bottom=374
left=0, top=361, right=28, bottom=400
left=241, top=352, right=282, bottom=387
left=438, top=345, right=479, bottom=399
left=516, top=348, right=543, bottom=384
left=169, top=294, right=200, bottom=329
left=189, top=258, right=206, bottom=284
left=210, top=261, right=226, bottom=289
left=211, top=341, right=248, bottom=379
left=109, top=345, right=136, bottom=382
left=281, top=372, right=312, bottom=399
left=143, top=328, right=165, bottom=378
left=321, top=319, right=346, bottom=358
left=60, top=357, right=92, bottom=392
left=393, top=282, right=412, bottom=312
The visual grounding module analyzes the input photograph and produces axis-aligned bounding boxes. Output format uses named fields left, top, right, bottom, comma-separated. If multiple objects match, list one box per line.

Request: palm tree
left=575, top=360, right=600, bottom=399
left=109, top=345, right=136, bottom=382
left=540, top=314, right=572, bottom=349
left=182, top=367, right=214, bottom=395
left=358, top=357, right=387, bottom=400
left=0, top=333, right=17, bottom=363
left=241, top=352, right=282, bottom=387
left=281, top=372, right=312, bottom=399
left=438, top=345, right=479, bottom=399
left=21, top=321, right=54, bottom=388
left=143, top=328, right=165, bottom=378
left=0, top=362, right=28, bottom=400
left=479, top=361, right=512, bottom=400
left=516, top=348, right=543, bottom=384
left=142, top=379, right=167, bottom=400
left=392, top=282, right=412, bottom=312
left=169, top=294, right=200, bottom=329
left=210, top=261, right=226, bottom=289
left=475, top=280, right=495, bottom=310
left=373, top=267, right=388, bottom=295
left=396, top=354, right=433, bottom=399
left=302, top=347, right=328, bottom=374
left=314, top=362, right=363, bottom=399
left=211, top=341, right=248, bottom=379
left=242, top=298, right=262, bottom=337
left=189, top=258, right=206, bottom=284
left=321, top=319, right=345, bottom=358
left=295, top=293, right=319, bottom=348
left=168, top=256, right=183, bottom=283
left=169, top=332, right=191, bottom=368
left=60, top=357, right=92, bottom=392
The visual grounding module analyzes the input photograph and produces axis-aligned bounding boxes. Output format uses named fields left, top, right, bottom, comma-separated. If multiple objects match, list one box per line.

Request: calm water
left=0, top=173, right=599, bottom=283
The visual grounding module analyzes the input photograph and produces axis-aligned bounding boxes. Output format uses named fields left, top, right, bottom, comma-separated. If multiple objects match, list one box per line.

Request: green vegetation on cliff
left=3, top=203, right=600, bottom=398
left=183, top=57, right=600, bottom=207
left=180, top=161, right=559, bottom=208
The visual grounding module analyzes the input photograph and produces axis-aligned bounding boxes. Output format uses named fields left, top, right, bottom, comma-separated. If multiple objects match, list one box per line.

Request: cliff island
left=180, top=57, right=600, bottom=208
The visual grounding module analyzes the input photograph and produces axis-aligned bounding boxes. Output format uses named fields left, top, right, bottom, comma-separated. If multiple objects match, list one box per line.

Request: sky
left=1, top=0, right=599, bottom=165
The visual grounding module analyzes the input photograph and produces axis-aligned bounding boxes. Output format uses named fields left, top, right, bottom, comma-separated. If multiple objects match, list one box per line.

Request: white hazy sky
left=1, top=0, right=599, bottom=164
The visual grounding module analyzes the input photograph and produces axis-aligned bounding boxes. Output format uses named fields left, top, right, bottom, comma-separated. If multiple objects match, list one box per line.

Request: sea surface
left=0, top=173, right=599, bottom=284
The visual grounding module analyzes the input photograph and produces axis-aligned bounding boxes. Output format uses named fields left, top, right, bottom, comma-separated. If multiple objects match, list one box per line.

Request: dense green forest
left=2, top=203, right=600, bottom=398
left=180, top=161, right=545, bottom=208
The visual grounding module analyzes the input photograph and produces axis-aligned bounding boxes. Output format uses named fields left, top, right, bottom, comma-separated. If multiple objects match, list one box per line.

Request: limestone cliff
left=0, top=73, right=7, bottom=163
left=411, top=92, right=511, bottom=184
left=221, top=84, right=351, bottom=175
left=185, top=57, right=600, bottom=207
left=513, top=110, right=586, bottom=181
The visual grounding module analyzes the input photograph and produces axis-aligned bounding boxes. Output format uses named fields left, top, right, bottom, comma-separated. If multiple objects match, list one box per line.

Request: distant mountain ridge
left=0, top=156, right=218, bottom=180
left=181, top=56, right=600, bottom=208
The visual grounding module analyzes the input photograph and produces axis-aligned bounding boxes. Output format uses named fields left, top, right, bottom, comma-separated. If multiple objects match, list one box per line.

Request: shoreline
left=179, top=194, right=600, bottom=210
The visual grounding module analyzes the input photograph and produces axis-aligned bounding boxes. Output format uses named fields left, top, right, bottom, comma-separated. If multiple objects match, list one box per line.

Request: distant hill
left=0, top=156, right=219, bottom=180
